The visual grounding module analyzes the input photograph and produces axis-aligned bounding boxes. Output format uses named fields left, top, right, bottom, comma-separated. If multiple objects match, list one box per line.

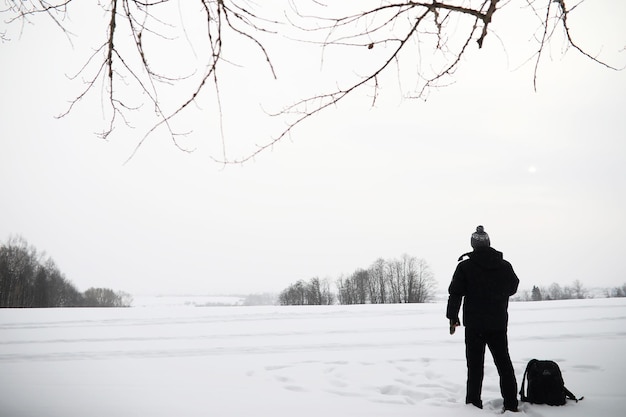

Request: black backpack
left=519, top=359, right=582, bottom=406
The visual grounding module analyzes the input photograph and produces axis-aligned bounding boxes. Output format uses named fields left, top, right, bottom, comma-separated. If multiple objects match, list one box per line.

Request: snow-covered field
left=1, top=298, right=624, bottom=417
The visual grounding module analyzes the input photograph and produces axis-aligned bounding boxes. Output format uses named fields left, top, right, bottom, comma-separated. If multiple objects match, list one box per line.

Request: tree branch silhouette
left=2, top=0, right=621, bottom=164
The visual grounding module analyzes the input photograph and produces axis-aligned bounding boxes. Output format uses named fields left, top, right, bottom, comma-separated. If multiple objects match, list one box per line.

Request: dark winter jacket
left=446, top=247, right=519, bottom=331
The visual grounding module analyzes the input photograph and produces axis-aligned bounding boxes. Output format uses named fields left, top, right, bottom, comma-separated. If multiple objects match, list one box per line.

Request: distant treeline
left=608, top=284, right=626, bottom=298
left=514, top=280, right=626, bottom=301
left=279, top=254, right=437, bottom=306
left=0, top=236, right=132, bottom=308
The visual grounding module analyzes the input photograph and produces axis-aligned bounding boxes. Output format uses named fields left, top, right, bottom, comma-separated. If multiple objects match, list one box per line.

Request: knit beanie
left=471, top=225, right=491, bottom=248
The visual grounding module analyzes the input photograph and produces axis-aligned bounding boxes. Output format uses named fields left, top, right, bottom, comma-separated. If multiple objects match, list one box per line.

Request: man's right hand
left=449, top=318, right=460, bottom=335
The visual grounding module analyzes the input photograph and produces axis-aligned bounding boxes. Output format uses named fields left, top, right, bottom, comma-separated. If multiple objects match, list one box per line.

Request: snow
left=1, top=298, right=624, bottom=417
left=132, top=295, right=246, bottom=308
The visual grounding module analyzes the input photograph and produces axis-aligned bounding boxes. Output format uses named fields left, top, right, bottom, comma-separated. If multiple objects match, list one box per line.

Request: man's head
left=471, top=225, right=490, bottom=249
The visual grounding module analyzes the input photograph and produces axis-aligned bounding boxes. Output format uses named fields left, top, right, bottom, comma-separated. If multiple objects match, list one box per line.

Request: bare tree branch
left=2, top=0, right=622, bottom=164
left=221, top=0, right=620, bottom=164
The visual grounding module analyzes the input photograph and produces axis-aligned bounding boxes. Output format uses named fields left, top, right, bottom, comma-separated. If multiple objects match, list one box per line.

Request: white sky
left=1, top=1, right=625, bottom=295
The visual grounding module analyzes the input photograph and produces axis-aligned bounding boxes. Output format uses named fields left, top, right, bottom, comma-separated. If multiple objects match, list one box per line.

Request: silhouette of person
left=447, top=225, right=519, bottom=412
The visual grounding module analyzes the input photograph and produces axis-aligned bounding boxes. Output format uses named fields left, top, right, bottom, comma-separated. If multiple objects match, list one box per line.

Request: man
left=447, top=225, right=519, bottom=412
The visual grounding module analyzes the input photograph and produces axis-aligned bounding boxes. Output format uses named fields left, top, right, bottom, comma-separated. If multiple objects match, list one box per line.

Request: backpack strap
left=564, top=386, right=583, bottom=402
left=457, top=252, right=471, bottom=261
left=519, top=359, right=537, bottom=402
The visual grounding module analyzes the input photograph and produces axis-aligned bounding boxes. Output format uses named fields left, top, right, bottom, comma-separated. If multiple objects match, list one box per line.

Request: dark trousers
left=465, top=327, right=518, bottom=410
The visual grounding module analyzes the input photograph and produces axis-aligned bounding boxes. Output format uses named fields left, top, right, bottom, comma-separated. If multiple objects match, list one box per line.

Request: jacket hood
left=466, top=247, right=505, bottom=270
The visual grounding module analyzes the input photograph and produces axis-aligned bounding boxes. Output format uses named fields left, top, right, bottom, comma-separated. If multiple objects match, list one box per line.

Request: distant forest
left=278, top=257, right=626, bottom=306
left=4, top=235, right=623, bottom=308
left=279, top=255, right=437, bottom=306
left=515, top=281, right=626, bottom=302
left=0, top=236, right=132, bottom=308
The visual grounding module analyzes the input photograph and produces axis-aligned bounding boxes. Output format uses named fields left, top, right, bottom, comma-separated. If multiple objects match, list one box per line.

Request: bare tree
left=571, top=279, right=588, bottom=299
left=307, top=277, right=323, bottom=305
left=368, top=258, right=387, bottom=304
left=279, top=279, right=306, bottom=305
left=0, top=235, right=39, bottom=307
left=83, top=287, right=131, bottom=307
left=2, top=1, right=621, bottom=163
left=608, top=283, right=626, bottom=298
left=408, top=257, right=437, bottom=303
left=385, top=254, right=436, bottom=303
left=548, top=282, right=563, bottom=301
left=336, top=270, right=371, bottom=305
left=319, top=278, right=335, bottom=305
left=386, top=258, right=403, bottom=303
left=3, top=0, right=281, bottom=163
left=336, top=274, right=356, bottom=305
left=279, top=277, right=333, bottom=305
left=0, top=236, right=124, bottom=307
left=353, top=269, right=370, bottom=304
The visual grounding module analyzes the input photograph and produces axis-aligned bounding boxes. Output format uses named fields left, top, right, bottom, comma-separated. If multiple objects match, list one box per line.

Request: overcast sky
left=1, top=2, right=625, bottom=296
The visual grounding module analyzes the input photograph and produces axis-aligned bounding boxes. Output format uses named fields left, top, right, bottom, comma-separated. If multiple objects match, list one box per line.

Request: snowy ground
left=132, top=295, right=246, bottom=308
left=1, top=298, right=624, bottom=417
